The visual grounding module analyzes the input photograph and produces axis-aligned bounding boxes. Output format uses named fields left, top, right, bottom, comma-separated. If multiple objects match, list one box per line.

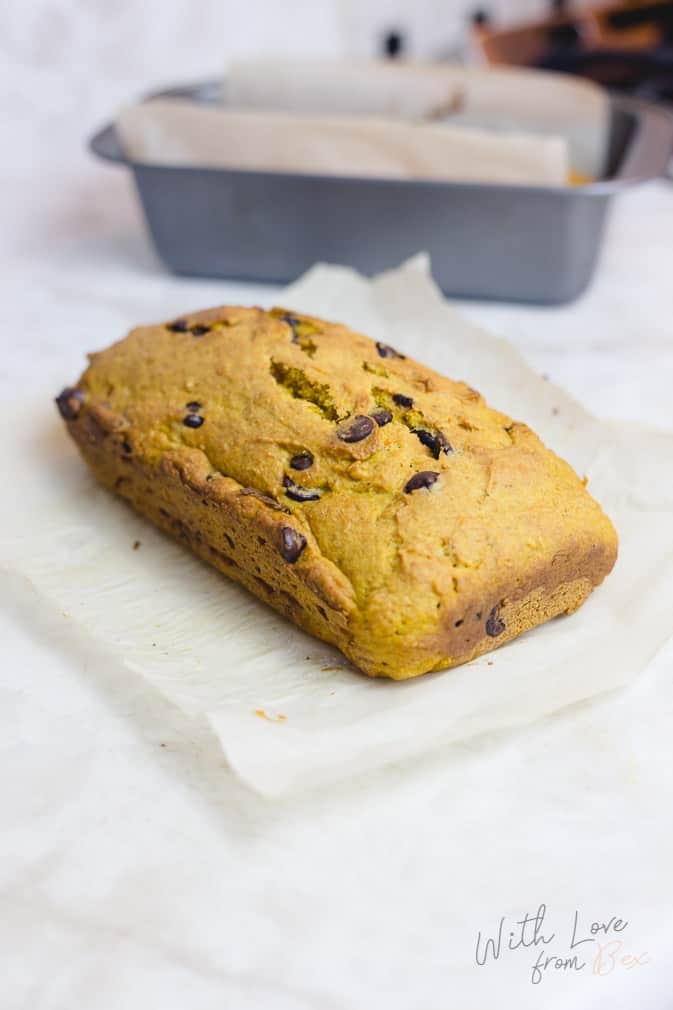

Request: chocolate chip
left=55, top=387, right=85, bottom=421
left=393, top=393, right=414, bottom=408
left=279, top=526, right=307, bottom=563
left=121, top=439, right=132, bottom=454
left=290, top=451, right=314, bottom=471
left=282, top=475, right=321, bottom=502
left=191, top=325, right=209, bottom=336
left=485, top=606, right=505, bottom=637
left=404, top=471, right=439, bottom=494
left=414, top=429, right=437, bottom=455
left=371, top=408, right=393, bottom=427
left=336, top=415, right=375, bottom=443
left=433, top=433, right=452, bottom=455
left=283, top=314, right=301, bottom=343
left=183, top=414, right=204, bottom=428
left=240, top=488, right=285, bottom=510
left=376, top=341, right=405, bottom=360
left=185, top=401, right=201, bottom=411
left=413, top=429, right=453, bottom=459
left=167, top=319, right=189, bottom=333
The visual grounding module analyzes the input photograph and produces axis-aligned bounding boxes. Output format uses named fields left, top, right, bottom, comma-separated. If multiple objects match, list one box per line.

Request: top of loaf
left=71, top=305, right=617, bottom=670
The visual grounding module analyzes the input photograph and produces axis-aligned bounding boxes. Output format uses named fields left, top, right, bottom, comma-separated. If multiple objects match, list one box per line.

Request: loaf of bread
left=55, top=306, right=618, bottom=679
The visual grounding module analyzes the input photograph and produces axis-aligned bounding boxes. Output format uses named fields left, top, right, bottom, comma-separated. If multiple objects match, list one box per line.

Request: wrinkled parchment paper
left=4, top=258, right=673, bottom=796
left=224, top=62, right=609, bottom=177
left=117, top=64, right=610, bottom=184
left=227, top=60, right=466, bottom=121
left=117, top=101, right=569, bottom=185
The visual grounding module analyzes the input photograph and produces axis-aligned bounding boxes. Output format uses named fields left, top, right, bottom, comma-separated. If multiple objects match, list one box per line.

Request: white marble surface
left=3, top=30, right=673, bottom=1010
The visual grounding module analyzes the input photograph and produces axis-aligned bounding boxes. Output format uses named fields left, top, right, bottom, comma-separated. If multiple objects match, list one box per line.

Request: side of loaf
left=55, top=306, right=618, bottom=679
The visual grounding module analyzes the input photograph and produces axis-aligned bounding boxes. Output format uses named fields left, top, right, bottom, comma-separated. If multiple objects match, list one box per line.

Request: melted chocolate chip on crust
left=485, top=606, right=505, bottom=637
left=371, top=408, right=393, bottom=427
left=279, top=526, right=307, bottom=563
left=290, top=451, right=314, bottom=471
left=183, top=414, right=204, bottom=428
left=393, top=393, right=414, bottom=409
left=404, top=471, right=439, bottom=494
left=376, top=341, right=406, bottom=360
left=185, top=401, right=201, bottom=411
left=413, top=429, right=453, bottom=459
left=191, top=325, right=210, bottom=337
left=336, top=415, right=375, bottom=443
left=55, top=387, right=85, bottom=421
left=283, top=475, right=322, bottom=502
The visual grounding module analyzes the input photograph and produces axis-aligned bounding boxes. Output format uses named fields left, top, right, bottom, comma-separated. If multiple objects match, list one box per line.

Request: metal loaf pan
left=90, top=82, right=673, bottom=304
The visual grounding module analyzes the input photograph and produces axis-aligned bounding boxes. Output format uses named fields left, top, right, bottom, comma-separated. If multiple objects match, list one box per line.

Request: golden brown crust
left=56, top=305, right=618, bottom=679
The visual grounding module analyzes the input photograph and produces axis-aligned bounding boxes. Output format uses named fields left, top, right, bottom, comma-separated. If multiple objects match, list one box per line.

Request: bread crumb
left=255, top=709, right=287, bottom=722
left=133, top=540, right=141, bottom=550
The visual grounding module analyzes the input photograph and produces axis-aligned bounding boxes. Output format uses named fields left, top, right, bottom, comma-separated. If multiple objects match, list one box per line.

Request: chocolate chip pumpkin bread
left=55, top=306, right=617, bottom=679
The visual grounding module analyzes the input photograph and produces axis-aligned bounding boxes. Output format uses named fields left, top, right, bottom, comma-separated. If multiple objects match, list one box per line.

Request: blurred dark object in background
left=470, top=0, right=673, bottom=104
left=382, top=30, right=405, bottom=59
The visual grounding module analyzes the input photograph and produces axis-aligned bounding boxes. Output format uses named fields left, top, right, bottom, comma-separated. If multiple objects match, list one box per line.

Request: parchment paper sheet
left=117, top=100, right=569, bottom=185
left=224, top=61, right=609, bottom=176
left=117, top=63, right=610, bottom=184
left=4, top=257, right=673, bottom=797
left=225, top=60, right=467, bottom=121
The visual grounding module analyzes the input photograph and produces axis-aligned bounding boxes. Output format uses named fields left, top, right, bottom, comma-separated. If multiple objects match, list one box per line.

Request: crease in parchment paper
left=2, top=256, right=673, bottom=797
